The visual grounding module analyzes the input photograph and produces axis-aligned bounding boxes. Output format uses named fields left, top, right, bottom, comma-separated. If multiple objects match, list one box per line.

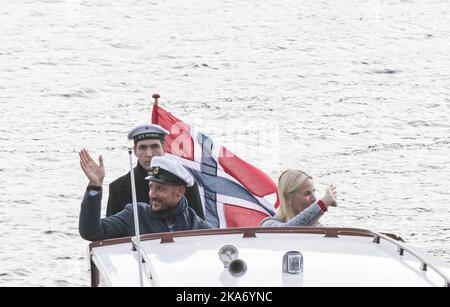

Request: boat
left=88, top=226, right=450, bottom=287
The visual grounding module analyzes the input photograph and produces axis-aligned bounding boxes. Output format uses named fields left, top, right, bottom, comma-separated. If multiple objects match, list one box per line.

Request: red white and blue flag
left=152, top=102, right=278, bottom=228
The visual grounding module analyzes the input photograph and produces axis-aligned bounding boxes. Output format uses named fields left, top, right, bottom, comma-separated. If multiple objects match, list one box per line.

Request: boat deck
left=89, top=227, right=450, bottom=287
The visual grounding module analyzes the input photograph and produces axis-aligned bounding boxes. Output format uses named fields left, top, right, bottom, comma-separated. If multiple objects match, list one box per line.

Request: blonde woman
left=260, top=169, right=337, bottom=227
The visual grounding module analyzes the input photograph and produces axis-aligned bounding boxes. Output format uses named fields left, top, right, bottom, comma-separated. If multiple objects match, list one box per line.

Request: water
left=1, top=0, right=449, bottom=286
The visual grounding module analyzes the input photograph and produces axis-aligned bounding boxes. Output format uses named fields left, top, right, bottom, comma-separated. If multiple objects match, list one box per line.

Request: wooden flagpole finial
left=152, top=93, right=160, bottom=106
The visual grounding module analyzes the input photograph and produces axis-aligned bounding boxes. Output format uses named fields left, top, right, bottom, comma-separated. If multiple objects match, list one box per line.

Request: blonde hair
left=276, top=169, right=312, bottom=222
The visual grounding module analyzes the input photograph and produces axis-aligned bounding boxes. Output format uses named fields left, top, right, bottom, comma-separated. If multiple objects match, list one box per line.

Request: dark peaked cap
left=128, top=124, right=169, bottom=143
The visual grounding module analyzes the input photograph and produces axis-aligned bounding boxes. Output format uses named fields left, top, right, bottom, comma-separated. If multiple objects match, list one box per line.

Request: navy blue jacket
left=79, top=189, right=211, bottom=242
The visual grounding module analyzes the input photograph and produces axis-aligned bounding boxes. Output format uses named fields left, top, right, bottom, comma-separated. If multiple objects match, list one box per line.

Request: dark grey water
left=1, top=0, right=449, bottom=286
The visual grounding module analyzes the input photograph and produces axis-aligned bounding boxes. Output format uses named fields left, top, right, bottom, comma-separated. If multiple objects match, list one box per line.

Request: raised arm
left=79, top=149, right=140, bottom=241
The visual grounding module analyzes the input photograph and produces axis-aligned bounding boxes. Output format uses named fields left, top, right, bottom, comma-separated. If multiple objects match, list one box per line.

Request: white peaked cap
left=145, top=156, right=194, bottom=187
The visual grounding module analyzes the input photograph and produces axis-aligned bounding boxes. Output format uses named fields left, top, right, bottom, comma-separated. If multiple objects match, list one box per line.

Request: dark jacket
left=79, top=189, right=211, bottom=242
left=106, top=163, right=204, bottom=219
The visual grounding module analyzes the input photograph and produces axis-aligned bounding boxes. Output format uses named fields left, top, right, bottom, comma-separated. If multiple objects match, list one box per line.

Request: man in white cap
left=79, top=124, right=204, bottom=219
left=79, top=156, right=211, bottom=241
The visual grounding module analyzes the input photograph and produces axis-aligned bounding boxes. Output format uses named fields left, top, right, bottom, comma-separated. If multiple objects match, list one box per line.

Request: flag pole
left=129, top=149, right=144, bottom=287
left=151, top=94, right=160, bottom=124
left=152, top=93, right=160, bottom=106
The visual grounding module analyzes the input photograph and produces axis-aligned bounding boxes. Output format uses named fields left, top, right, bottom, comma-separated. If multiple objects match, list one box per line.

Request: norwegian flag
left=152, top=101, right=278, bottom=228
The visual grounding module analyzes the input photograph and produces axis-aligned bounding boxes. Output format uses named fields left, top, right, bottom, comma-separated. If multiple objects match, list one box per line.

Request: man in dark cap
left=80, top=124, right=204, bottom=219
left=79, top=156, right=211, bottom=241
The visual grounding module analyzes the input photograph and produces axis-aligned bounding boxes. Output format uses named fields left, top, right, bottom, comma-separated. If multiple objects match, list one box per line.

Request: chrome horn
left=218, top=244, right=247, bottom=277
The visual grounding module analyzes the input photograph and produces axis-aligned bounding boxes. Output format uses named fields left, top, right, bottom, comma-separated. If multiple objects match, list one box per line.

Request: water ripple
left=1, top=0, right=449, bottom=287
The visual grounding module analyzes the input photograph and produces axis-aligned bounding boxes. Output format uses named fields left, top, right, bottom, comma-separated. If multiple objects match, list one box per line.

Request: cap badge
left=153, top=166, right=160, bottom=175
